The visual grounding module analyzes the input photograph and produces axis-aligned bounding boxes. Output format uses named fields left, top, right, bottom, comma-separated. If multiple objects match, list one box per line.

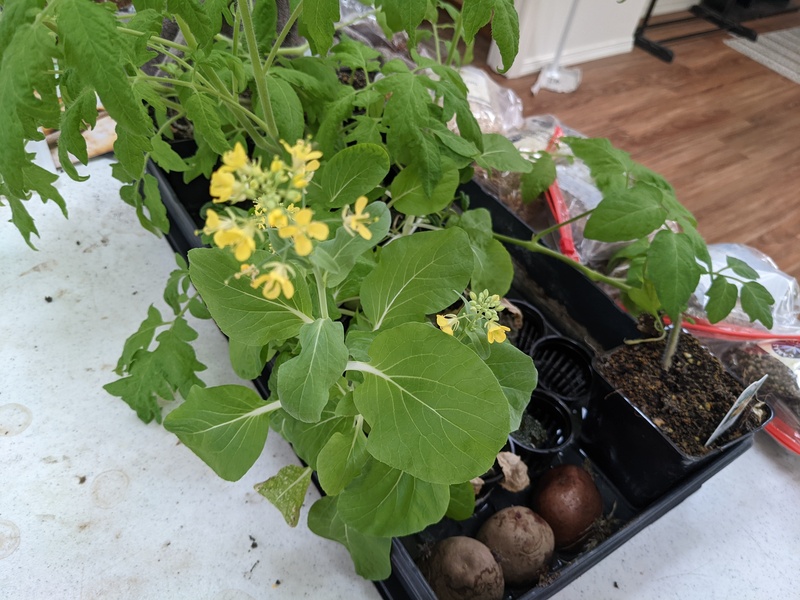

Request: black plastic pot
left=511, top=391, right=575, bottom=474
left=152, top=163, right=774, bottom=600
left=530, top=336, right=594, bottom=405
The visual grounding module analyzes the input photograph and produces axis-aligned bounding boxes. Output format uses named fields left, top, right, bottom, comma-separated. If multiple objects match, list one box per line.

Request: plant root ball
left=421, top=536, right=504, bottom=600
left=476, top=506, right=554, bottom=586
left=532, top=464, right=603, bottom=550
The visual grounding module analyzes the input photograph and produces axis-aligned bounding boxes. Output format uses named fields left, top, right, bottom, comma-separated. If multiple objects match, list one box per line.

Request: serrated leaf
left=375, top=0, right=426, bottom=44
left=351, top=323, right=510, bottom=484
left=306, top=143, right=390, bottom=208
left=142, top=171, right=170, bottom=233
left=337, top=457, right=449, bottom=537
left=562, top=137, right=633, bottom=192
left=4, top=197, right=39, bottom=249
left=646, top=230, right=701, bottom=320
left=150, top=136, right=189, bottom=173
left=307, top=496, right=392, bottom=580
left=462, top=0, right=519, bottom=73
left=391, top=160, right=459, bottom=216
left=317, top=429, right=369, bottom=496
left=476, top=133, right=532, bottom=173
left=678, top=217, right=712, bottom=270
left=740, top=281, right=775, bottom=329
left=114, top=304, right=166, bottom=374
left=727, top=256, right=760, bottom=280
left=310, top=201, right=390, bottom=288
left=164, top=384, right=272, bottom=481
left=167, top=0, right=214, bottom=48
left=105, top=316, right=205, bottom=423
left=183, top=93, right=229, bottom=155
left=298, top=0, right=339, bottom=54
left=58, top=88, right=99, bottom=181
left=252, top=0, right=278, bottom=53
left=255, top=465, right=313, bottom=527
left=314, top=91, right=356, bottom=158
left=705, top=276, right=738, bottom=324
left=277, top=319, right=349, bottom=423
left=188, top=248, right=314, bottom=345
left=521, top=153, right=556, bottom=201
left=584, top=184, right=668, bottom=242
left=360, top=228, right=473, bottom=330
left=267, top=75, right=304, bottom=145
left=58, top=1, right=152, bottom=135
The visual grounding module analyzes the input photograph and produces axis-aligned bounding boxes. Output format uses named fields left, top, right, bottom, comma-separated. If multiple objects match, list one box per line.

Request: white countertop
left=2, top=156, right=798, bottom=600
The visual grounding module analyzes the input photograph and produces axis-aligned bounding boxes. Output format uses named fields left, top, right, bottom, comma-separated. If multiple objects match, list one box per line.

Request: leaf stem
left=312, top=264, right=330, bottom=320
left=531, top=209, right=594, bottom=245
left=493, top=231, right=633, bottom=292
left=662, top=316, right=682, bottom=371
left=264, top=0, right=305, bottom=71
left=116, top=27, right=192, bottom=53
left=238, top=0, right=280, bottom=142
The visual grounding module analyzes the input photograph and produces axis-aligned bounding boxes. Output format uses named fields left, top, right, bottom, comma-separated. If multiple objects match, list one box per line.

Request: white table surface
left=2, top=156, right=798, bottom=600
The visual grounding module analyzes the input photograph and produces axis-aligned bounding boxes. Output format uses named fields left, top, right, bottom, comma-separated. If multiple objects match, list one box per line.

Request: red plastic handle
left=544, top=127, right=580, bottom=262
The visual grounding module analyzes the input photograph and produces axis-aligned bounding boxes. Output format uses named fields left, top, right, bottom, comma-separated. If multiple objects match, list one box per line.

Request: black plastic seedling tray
left=152, top=163, right=760, bottom=600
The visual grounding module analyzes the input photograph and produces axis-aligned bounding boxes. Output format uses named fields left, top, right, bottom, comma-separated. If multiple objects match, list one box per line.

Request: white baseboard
left=496, top=38, right=635, bottom=79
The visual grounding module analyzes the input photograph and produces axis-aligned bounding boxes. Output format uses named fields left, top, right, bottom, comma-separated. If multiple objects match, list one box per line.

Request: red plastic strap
left=544, top=127, right=580, bottom=262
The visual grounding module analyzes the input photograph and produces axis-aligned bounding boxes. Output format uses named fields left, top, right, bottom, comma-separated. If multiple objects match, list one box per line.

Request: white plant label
left=705, top=374, right=768, bottom=447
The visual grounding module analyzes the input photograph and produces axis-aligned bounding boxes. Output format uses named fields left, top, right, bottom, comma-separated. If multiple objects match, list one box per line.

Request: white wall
left=488, top=0, right=690, bottom=79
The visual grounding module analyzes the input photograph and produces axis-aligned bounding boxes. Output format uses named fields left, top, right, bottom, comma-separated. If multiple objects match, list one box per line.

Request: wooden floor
left=479, top=11, right=800, bottom=282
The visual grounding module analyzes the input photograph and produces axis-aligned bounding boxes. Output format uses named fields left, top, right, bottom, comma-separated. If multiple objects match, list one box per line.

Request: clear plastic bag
left=458, top=66, right=524, bottom=136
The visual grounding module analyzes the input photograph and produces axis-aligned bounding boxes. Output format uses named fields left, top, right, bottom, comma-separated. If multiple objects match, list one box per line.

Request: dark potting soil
left=596, top=332, right=768, bottom=457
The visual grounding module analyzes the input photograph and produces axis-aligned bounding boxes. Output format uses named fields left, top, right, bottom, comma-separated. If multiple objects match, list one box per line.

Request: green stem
left=264, top=0, right=305, bottom=71
left=493, top=232, right=633, bottom=292
left=531, top=209, right=595, bottom=245
left=662, top=315, right=682, bottom=371
left=446, top=11, right=463, bottom=67
left=238, top=0, right=280, bottom=142
left=276, top=43, right=310, bottom=56
left=117, top=27, right=192, bottom=53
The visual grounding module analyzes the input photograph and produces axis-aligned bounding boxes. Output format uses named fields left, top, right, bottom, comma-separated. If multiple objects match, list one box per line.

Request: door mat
left=724, top=26, right=800, bottom=84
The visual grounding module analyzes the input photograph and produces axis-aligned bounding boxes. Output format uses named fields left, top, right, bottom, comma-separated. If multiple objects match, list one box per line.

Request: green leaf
left=277, top=319, right=349, bottom=423
left=483, top=341, right=537, bottom=431
left=150, top=136, right=189, bottom=173
left=4, top=197, right=39, bottom=250
left=228, top=336, right=272, bottom=380
left=58, top=88, right=98, bottom=181
left=462, top=0, right=519, bottom=73
left=646, top=231, right=701, bottom=320
left=360, top=228, right=473, bottom=330
left=58, top=0, right=152, bottom=135
left=727, top=256, right=760, bottom=280
left=584, top=184, right=668, bottom=242
left=252, top=0, right=278, bottom=53
left=375, top=0, right=426, bottom=43
left=391, top=160, right=459, bottom=216
left=113, top=304, right=166, bottom=374
left=705, top=276, right=739, bottom=324
left=351, top=323, right=510, bottom=484
left=476, top=133, right=533, bottom=173
left=338, top=457, right=449, bottom=537
left=188, top=248, right=314, bottom=346
left=446, top=481, right=476, bottom=521
left=104, top=317, right=206, bottom=424
left=267, top=75, right=305, bottom=145
left=521, top=153, right=556, bottom=202
left=142, top=172, right=170, bottom=233
left=310, top=202, right=390, bottom=288
left=740, top=281, right=775, bottom=329
left=255, top=465, right=313, bottom=527
left=298, top=0, right=339, bottom=55
left=314, top=91, right=356, bottom=158
left=164, top=384, right=273, bottom=481
left=306, top=143, right=390, bottom=208
left=307, top=496, right=392, bottom=580
left=183, top=93, right=229, bottom=155
left=317, top=428, right=369, bottom=496
left=470, top=239, right=514, bottom=297
left=167, top=0, right=214, bottom=48
left=562, top=137, right=633, bottom=192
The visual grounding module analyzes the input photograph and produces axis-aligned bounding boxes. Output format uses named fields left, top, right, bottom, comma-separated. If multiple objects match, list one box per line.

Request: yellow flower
left=278, top=208, right=329, bottom=256
left=270, top=158, right=285, bottom=173
left=268, top=208, right=289, bottom=228
left=251, top=263, right=295, bottom=300
left=343, top=196, right=373, bottom=240
left=282, top=139, right=322, bottom=172
left=222, top=142, right=248, bottom=171
left=210, top=169, right=236, bottom=203
left=486, top=321, right=511, bottom=344
left=202, top=209, right=256, bottom=261
left=436, top=314, right=458, bottom=336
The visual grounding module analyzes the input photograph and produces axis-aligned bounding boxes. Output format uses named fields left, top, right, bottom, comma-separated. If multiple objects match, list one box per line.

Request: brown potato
left=476, top=506, right=554, bottom=586
left=532, top=464, right=603, bottom=550
left=421, top=536, right=504, bottom=600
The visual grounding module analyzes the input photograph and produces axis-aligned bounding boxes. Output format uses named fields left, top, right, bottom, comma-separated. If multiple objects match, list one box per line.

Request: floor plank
left=477, top=11, right=800, bottom=284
